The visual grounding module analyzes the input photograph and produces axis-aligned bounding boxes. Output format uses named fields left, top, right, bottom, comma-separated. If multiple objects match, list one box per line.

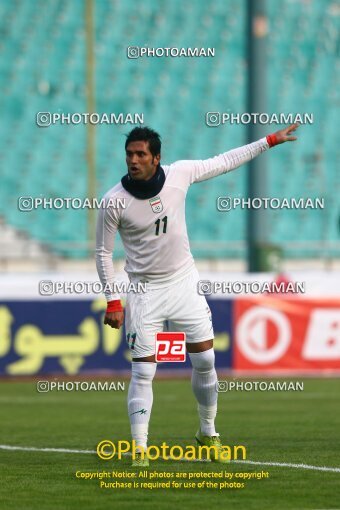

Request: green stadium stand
left=0, top=0, right=339, bottom=259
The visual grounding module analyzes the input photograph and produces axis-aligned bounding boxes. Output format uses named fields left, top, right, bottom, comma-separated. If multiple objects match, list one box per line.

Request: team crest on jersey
left=149, top=196, right=163, bottom=213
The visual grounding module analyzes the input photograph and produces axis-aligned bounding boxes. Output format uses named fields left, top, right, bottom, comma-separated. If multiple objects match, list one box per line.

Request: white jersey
left=96, top=137, right=269, bottom=301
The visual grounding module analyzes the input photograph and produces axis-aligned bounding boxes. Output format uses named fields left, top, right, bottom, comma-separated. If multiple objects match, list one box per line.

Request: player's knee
left=189, top=348, right=215, bottom=373
left=131, top=361, right=157, bottom=384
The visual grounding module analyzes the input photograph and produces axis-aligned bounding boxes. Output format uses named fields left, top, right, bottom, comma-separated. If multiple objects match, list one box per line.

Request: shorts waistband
left=128, top=263, right=197, bottom=289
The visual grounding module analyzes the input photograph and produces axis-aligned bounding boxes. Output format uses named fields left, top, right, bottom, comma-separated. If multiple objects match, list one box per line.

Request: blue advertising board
left=0, top=298, right=232, bottom=375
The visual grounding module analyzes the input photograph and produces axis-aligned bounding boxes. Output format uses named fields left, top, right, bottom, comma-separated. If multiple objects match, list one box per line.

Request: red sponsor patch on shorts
left=155, top=332, right=186, bottom=362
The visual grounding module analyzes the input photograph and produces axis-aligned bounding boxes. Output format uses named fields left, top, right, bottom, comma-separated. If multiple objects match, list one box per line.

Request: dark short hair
left=125, top=126, right=161, bottom=157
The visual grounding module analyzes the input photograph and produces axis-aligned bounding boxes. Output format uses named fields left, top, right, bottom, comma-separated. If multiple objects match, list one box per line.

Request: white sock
left=189, top=349, right=218, bottom=436
left=127, top=362, right=157, bottom=450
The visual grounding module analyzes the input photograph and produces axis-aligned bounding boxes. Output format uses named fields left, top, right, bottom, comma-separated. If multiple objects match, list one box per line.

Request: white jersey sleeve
left=172, top=137, right=269, bottom=187
left=95, top=189, right=123, bottom=302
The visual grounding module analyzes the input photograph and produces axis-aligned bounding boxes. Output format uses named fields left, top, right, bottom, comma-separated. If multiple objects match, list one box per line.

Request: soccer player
left=95, top=124, right=299, bottom=466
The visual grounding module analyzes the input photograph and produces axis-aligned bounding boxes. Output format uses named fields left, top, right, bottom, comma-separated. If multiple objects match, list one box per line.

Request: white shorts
left=124, top=267, right=214, bottom=358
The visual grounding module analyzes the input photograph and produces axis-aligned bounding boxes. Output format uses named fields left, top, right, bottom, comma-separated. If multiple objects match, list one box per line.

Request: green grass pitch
left=0, top=377, right=339, bottom=510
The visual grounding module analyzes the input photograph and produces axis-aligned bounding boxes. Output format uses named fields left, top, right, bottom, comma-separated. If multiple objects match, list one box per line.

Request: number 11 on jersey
left=155, top=216, right=168, bottom=236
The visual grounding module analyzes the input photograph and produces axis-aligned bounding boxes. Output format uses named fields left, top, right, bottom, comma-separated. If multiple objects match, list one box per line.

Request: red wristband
left=106, top=300, right=123, bottom=313
left=266, top=133, right=278, bottom=147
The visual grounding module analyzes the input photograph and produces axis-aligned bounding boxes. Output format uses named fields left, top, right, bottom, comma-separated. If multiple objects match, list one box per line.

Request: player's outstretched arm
left=177, top=123, right=300, bottom=186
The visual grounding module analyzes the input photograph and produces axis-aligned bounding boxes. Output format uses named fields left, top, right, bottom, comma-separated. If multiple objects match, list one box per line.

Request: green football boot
left=131, top=452, right=149, bottom=467
left=195, top=430, right=230, bottom=463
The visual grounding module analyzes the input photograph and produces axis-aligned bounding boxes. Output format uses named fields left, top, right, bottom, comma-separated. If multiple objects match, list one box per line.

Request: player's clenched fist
left=104, top=311, right=124, bottom=329
left=104, top=299, right=124, bottom=329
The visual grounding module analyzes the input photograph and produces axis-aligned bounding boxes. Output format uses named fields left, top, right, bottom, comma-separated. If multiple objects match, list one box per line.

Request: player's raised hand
left=104, top=311, right=124, bottom=329
left=273, top=123, right=299, bottom=144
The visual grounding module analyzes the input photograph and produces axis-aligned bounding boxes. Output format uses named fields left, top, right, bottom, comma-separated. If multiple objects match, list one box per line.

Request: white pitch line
left=234, top=460, right=340, bottom=473
left=0, top=445, right=95, bottom=454
left=1, top=444, right=340, bottom=473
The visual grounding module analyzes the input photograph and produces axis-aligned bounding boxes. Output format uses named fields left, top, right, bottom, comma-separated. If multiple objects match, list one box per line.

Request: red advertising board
left=234, top=298, right=340, bottom=371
